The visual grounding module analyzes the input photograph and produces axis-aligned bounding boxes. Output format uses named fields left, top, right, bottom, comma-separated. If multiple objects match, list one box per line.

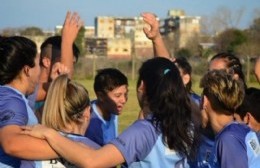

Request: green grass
left=77, top=78, right=259, bottom=133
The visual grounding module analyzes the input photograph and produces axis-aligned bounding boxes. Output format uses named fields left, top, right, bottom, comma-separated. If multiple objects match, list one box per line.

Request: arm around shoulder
left=0, top=125, right=58, bottom=160
left=40, top=127, right=125, bottom=167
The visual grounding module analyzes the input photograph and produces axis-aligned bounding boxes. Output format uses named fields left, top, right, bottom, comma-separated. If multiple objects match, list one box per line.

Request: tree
left=214, top=28, right=247, bottom=53
left=184, top=33, right=201, bottom=57
left=176, top=48, right=192, bottom=58
left=237, top=16, right=260, bottom=82
left=20, top=27, right=44, bottom=36
left=1, top=28, right=22, bottom=36
left=74, top=27, right=86, bottom=56
left=248, top=17, right=260, bottom=44
left=201, top=6, right=245, bottom=36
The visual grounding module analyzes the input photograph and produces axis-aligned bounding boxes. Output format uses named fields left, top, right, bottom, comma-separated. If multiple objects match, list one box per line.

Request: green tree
left=176, top=48, right=192, bottom=58
left=214, top=28, right=247, bottom=53
left=248, top=17, right=260, bottom=44
left=20, top=27, right=44, bottom=36
left=74, top=27, right=86, bottom=56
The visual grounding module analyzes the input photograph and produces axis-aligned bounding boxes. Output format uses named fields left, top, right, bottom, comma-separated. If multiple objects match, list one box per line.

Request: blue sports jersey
left=190, top=93, right=201, bottom=106
left=257, top=132, right=260, bottom=141
left=0, top=85, right=38, bottom=168
left=84, top=100, right=118, bottom=146
left=211, top=122, right=260, bottom=168
left=110, top=119, right=190, bottom=168
left=20, top=132, right=100, bottom=168
left=190, top=133, right=215, bottom=168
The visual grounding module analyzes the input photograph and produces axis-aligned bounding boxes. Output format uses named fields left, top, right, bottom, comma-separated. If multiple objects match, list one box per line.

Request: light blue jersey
left=84, top=100, right=118, bottom=146
left=110, top=119, right=189, bottom=168
left=0, top=85, right=38, bottom=168
left=211, top=122, right=260, bottom=168
left=20, top=133, right=100, bottom=168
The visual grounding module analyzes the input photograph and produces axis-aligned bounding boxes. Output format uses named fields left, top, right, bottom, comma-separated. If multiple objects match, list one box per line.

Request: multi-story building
left=95, top=16, right=153, bottom=59
left=95, top=16, right=114, bottom=38
left=161, top=9, right=201, bottom=49
left=85, top=37, right=108, bottom=57
left=55, top=9, right=200, bottom=59
left=114, top=17, right=135, bottom=39
left=84, top=26, right=95, bottom=38
left=55, top=25, right=63, bottom=35
left=107, top=38, right=131, bottom=59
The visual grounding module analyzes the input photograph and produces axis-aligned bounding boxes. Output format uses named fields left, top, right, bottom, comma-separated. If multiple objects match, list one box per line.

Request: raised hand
left=62, top=11, right=84, bottom=45
left=61, top=11, right=84, bottom=78
left=141, top=12, right=170, bottom=58
left=141, top=12, right=160, bottom=41
left=50, top=62, right=70, bottom=81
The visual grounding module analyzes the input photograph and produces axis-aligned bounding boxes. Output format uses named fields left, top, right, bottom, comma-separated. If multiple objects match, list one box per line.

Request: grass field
left=77, top=77, right=259, bottom=133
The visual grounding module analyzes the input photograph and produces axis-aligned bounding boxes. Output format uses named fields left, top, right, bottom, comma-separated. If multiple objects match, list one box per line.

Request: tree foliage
left=248, top=17, right=260, bottom=43
left=214, top=28, right=247, bottom=53
left=176, top=48, right=192, bottom=58
left=20, top=27, right=44, bottom=36
left=237, top=17, right=260, bottom=57
left=74, top=27, right=86, bottom=56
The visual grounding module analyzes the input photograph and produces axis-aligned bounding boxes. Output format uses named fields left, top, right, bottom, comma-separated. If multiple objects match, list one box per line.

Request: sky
left=1, top=0, right=260, bottom=31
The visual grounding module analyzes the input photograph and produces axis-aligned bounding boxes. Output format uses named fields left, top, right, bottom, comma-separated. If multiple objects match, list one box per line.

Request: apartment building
left=161, top=9, right=201, bottom=48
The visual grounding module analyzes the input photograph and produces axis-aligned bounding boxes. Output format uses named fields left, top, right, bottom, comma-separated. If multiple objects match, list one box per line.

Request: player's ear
left=42, top=57, right=51, bottom=68
left=182, top=74, right=190, bottom=86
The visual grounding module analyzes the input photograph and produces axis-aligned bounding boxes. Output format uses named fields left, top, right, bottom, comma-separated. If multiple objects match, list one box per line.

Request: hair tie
left=164, top=69, right=170, bottom=75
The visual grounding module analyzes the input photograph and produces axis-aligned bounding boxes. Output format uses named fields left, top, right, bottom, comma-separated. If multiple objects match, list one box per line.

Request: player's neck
left=210, top=112, right=234, bottom=134
left=96, top=101, right=111, bottom=121
left=62, top=123, right=85, bottom=136
left=39, top=67, right=50, bottom=83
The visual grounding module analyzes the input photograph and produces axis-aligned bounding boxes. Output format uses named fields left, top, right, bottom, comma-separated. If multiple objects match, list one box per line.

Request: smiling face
left=102, top=84, right=128, bottom=115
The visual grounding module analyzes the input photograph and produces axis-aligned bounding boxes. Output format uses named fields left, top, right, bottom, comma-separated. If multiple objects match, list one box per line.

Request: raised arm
left=61, top=11, right=84, bottom=78
left=22, top=125, right=125, bottom=167
left=142, top=12, right=170, bottom=58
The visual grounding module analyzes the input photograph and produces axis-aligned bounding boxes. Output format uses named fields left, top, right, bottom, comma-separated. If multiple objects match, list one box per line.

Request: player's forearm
left=3, top=134, right=58, bottom=160
left=44, top=129, right=92, bottom=167
left=153, top=34, right=170, bottom=58
left=61, top=40, right=74, bottom=78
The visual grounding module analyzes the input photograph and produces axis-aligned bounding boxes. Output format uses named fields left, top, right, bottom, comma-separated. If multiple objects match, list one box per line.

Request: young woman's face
left=209, top=58, right=227, bottom=71
left=104, top=85, right=128, bottom=115
left=28, top=54, right=41, bottom=95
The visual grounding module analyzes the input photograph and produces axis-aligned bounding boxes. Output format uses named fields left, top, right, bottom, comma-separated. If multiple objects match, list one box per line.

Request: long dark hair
left=0, top=36, right=37, bottom=85
left=137, top=57, right=199, bottom=159
left=174, top=56, right=193, bottom=93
